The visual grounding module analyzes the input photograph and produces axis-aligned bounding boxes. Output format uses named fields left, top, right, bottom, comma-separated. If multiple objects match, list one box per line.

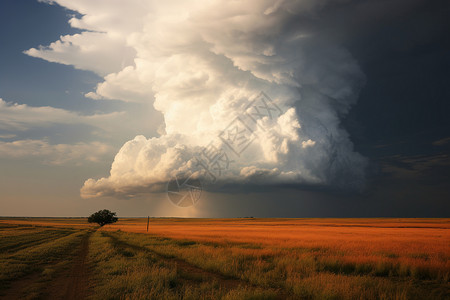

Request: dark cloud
left=216, top=0, right=450, bottom=216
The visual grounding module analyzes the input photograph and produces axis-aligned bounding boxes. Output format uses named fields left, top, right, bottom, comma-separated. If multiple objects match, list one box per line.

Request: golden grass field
left=0, top=217, right=448, bottom=299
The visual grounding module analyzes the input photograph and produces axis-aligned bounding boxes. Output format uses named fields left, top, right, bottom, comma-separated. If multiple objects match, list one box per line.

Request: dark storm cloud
left=213, top=0, right=450, bottom=217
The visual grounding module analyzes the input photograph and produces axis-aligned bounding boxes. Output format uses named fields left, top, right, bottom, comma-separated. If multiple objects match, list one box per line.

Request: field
left=0, top=218, right=448, bottom=299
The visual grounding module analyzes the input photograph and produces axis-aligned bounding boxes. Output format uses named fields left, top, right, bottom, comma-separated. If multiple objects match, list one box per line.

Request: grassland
left=0, top=218, right=448, bottom=299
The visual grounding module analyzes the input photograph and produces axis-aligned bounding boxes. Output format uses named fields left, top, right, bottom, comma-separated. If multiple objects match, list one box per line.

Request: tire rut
left=39, top=230, right=93, bottom=300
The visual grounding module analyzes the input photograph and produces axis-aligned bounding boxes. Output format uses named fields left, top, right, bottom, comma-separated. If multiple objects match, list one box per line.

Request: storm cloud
left=27, top=0, right=368, bottom=198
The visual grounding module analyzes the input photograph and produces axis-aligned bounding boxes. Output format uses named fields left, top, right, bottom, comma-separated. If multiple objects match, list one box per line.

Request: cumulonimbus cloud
left=29, top=0, right=367, bottom=198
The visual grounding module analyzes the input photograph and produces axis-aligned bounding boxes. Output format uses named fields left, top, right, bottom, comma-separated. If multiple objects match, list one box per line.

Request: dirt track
left=42, top=232, right=92, bottom=300
left=0, top=232, right=92, bottom=300
left=64, top=233, right=90, bottom=299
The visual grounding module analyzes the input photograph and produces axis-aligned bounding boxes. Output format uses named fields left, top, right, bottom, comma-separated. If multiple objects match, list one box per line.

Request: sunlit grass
left=100, top=218, right=449, bottom=299
left=88, top=230, right=278, bottom=299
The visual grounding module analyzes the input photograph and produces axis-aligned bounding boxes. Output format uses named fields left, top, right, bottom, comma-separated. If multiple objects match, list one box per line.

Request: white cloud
left=29, top=0, right=368, bottom=198
left=0, top=98, right=123, bottom=132
left=24, top=32, right=136, bottom=76
left=30, top=0, right=147, bottom=76
left=0, top=139, right=112, bottom=165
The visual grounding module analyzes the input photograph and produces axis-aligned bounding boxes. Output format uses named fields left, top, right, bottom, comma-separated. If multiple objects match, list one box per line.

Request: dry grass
left=101, top=218, right=449, bottom=299
left=88, top=230, right=278, bottom=299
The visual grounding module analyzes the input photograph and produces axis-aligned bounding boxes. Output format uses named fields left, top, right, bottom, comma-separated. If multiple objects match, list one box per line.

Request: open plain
left=0, top=218, right=448, bottom=299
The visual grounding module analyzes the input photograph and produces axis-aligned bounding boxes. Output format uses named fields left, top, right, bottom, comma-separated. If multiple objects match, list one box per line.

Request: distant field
left=0, top=218, right=448, bottom=299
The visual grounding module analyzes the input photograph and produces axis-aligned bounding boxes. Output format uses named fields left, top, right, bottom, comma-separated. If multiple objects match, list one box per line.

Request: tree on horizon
left=88, top=209, right=118, bottom=227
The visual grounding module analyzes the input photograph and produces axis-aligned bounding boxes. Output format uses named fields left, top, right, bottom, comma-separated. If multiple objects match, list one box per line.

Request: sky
left=0, top=0, right=449, bottom=217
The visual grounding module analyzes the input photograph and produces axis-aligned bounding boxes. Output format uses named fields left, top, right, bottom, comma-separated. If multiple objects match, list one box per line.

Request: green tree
left=88, top=209, right=118, bottom=227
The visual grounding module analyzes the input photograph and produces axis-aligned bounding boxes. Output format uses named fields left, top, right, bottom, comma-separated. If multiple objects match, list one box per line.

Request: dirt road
left=0, top=231, right=92, bottom=300
left=42, top=232, right=92, bottom=299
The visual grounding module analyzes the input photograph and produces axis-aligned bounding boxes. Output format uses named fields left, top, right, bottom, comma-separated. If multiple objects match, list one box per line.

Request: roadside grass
left=0, top=227, right=76, bottom=253
left=88, top=230, right=279, bottom=299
